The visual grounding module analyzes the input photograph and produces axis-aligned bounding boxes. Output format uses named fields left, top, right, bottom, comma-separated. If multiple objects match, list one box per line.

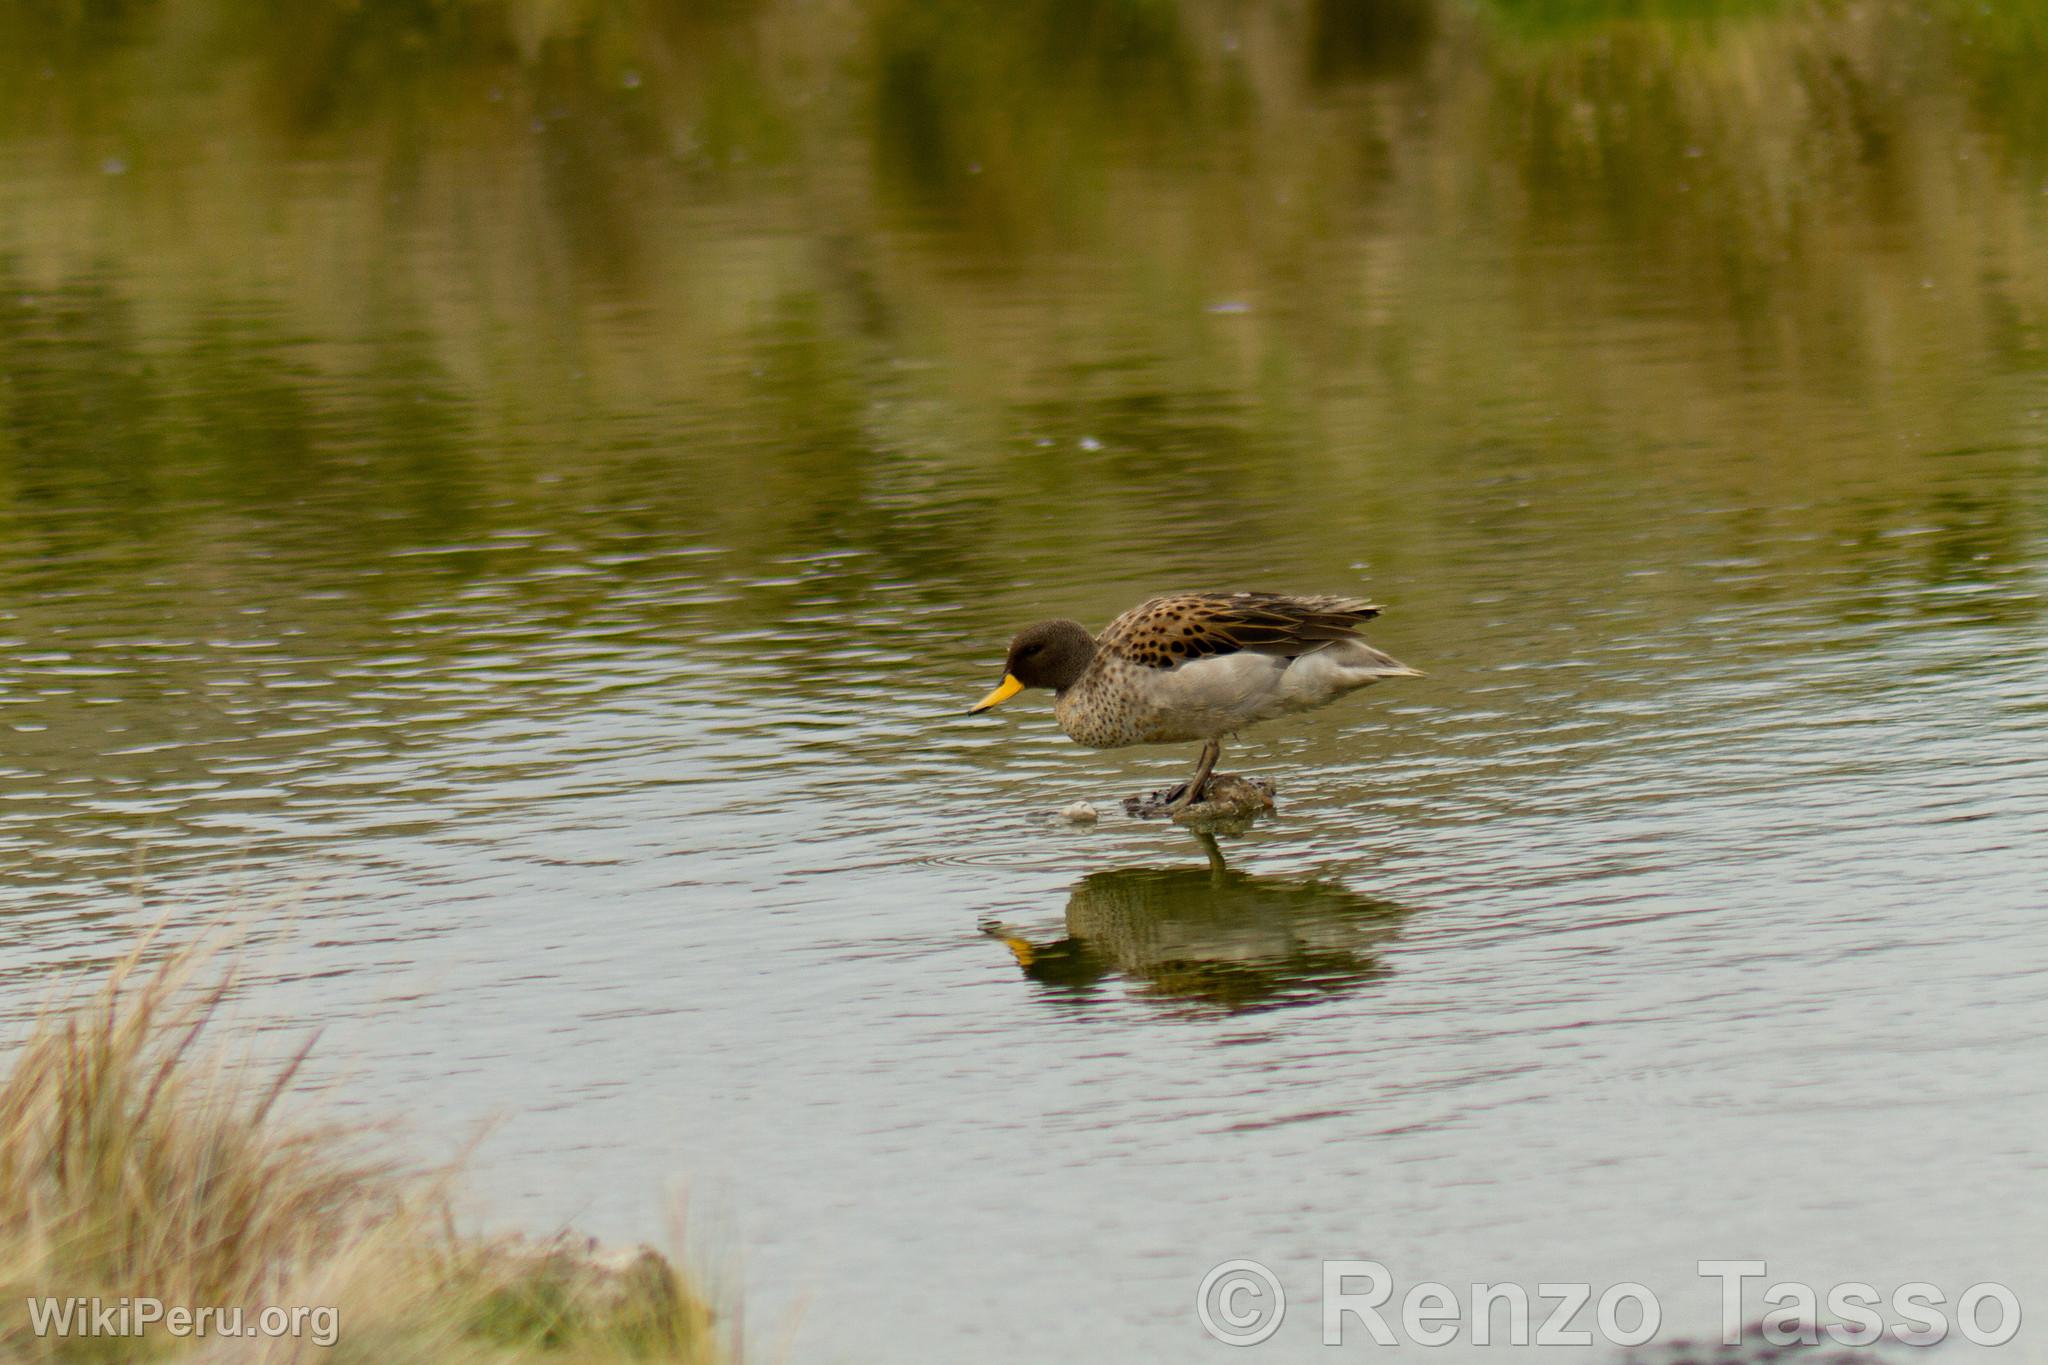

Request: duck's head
left=969, top=619, right=1095, bottom=713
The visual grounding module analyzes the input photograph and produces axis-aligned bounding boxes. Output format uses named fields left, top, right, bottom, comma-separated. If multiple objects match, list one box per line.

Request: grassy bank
left=0, top=924, right=724, bottom=1363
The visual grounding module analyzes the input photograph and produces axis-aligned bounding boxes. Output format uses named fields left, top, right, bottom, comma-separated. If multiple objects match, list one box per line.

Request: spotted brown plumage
left=969, top=592, right=1419, bottom=816
left=1096, top=593, right=1385, bottom=668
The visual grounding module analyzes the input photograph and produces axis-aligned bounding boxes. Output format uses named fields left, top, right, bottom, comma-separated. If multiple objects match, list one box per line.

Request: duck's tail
left=1279, top=639, right=1422, bottom=709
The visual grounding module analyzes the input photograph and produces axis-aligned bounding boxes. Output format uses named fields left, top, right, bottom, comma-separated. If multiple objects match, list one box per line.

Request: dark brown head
left=968, top=619, right=1096, bottom=713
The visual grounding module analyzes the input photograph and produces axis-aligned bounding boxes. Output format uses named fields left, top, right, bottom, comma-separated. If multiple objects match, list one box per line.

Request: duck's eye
left=1019, top=643, right=1042, bottom=657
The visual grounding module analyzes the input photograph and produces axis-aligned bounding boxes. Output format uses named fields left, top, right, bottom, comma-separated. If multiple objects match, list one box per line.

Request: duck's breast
left=1054, top=654, right=1159, bottom=748
left=1056, top=652, right=1286, bottom=746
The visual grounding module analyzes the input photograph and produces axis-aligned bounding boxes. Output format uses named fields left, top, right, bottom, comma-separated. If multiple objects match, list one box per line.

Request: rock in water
left=1060, top=800, right=1099, bottom=824
left=1122, top=774, right=1277, bottom=826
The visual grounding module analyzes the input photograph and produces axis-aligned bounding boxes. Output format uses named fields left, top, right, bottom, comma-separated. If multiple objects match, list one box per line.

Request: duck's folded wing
left=1102, top=593, right=1385, bottom=668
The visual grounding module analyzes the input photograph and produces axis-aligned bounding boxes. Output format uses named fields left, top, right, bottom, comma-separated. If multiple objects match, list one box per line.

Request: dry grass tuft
left=0, top=921, right=726, bottom=1363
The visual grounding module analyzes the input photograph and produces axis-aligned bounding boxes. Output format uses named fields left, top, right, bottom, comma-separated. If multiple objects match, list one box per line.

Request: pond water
left=2, top=1, right=2045, bottom=1360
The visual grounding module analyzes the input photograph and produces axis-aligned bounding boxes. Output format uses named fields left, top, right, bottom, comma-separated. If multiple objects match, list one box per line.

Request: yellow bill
left=969, top=673, right=1025, bottom=714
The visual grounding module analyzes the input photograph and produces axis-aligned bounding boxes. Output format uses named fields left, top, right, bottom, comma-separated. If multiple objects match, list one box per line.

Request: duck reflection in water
left=982, top=836, right=1412, bottom=1013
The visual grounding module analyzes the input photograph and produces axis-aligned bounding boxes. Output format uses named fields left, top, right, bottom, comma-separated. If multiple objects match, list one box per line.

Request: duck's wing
left=1099, top=593, right=1385, bottom=669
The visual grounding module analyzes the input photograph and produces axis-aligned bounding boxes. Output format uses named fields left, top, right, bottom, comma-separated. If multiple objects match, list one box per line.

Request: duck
left=969, top=592, right=1419, bottom=814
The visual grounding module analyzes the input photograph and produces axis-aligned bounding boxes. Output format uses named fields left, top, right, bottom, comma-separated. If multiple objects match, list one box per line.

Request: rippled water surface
left=3, top=1, right=2047, bottom=1359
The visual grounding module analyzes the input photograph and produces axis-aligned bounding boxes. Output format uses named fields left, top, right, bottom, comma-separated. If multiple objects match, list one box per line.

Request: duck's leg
left=1164, top=738, right=1222, bottom=815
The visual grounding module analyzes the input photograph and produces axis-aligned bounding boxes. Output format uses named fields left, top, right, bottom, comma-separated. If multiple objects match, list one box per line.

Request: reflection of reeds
left=0, top=0, right=2041, bottom=605
left=0, top=922, right=723, bottom=1363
